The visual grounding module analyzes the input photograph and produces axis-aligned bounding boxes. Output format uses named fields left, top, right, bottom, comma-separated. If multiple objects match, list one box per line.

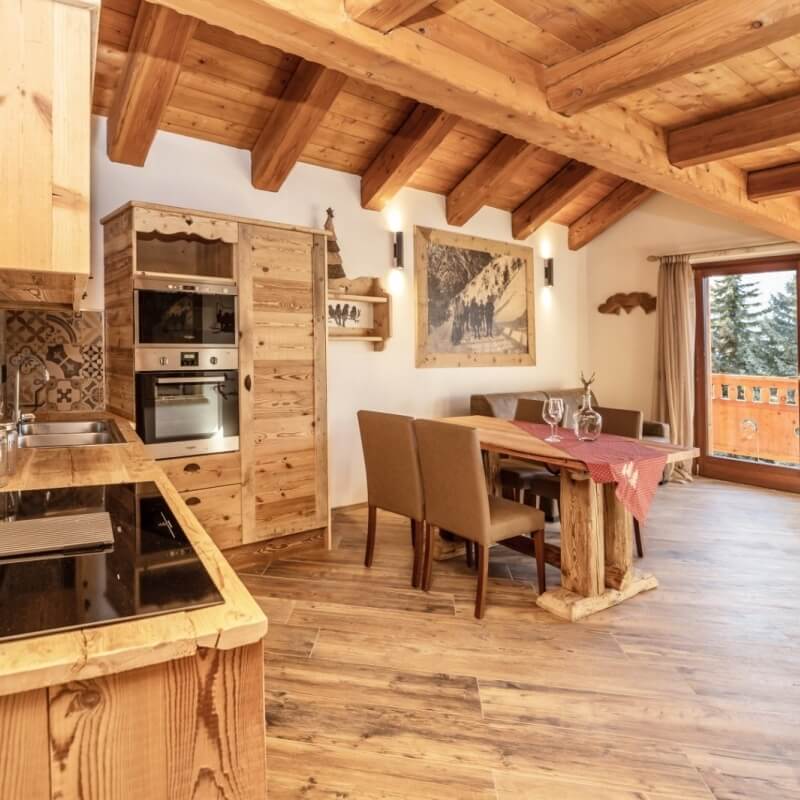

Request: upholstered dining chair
left=413, top=419, right=546, bottom=618
left=357, top=410, right=426, bottom=587
left=527, top=405, right=646, bottom=557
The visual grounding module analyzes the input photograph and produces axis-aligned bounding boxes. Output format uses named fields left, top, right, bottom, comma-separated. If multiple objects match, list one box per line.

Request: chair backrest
left=413, top=419, right=491, bottom=544
left=357, top=410, right=424, bottom=520
left=515, top=398, right=545, bottom=423
left=595, top=406, right=644, bottom=439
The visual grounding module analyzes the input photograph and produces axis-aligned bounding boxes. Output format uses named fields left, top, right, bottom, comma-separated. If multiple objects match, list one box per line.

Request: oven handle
left=155, top=376, right=226, bottom=385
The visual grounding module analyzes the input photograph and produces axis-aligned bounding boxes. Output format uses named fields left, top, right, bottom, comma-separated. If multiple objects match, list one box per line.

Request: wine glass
left=542, top=397, right=565, bottom=443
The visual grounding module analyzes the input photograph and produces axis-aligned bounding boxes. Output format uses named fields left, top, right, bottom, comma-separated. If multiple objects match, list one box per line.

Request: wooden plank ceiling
left=95, top=0, right=800, bottom=247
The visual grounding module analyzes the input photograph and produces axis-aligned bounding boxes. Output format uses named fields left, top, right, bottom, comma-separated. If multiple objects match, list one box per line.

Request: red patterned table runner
left=511, top=421, right=667, bottom=522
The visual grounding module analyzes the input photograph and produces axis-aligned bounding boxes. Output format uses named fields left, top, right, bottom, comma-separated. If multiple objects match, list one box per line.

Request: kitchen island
left=0, top=414, right=267, bottom=800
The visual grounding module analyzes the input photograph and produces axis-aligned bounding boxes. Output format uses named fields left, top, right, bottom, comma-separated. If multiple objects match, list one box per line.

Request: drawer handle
left=183, top=463, right=201, bottom=473
left=185, top=497, right=201, bottom=506
left=244, top=374, right=252, bottom=392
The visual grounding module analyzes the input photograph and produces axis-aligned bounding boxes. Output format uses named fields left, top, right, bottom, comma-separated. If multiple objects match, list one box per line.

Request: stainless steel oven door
left=135, top=370, right=239, bottom=459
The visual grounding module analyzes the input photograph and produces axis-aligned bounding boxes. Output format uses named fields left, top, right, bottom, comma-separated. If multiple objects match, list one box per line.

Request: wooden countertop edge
left=0, top=412, right=267, bottom=697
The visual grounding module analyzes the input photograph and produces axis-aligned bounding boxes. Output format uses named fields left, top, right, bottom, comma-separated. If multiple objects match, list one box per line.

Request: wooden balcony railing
left=711, top=373, right=799, bottom=465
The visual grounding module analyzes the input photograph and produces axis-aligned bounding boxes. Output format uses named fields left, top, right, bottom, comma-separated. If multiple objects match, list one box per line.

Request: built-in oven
left=135, top=357, right=239, bottom=459
left=134, top=276, right=237, bottom=348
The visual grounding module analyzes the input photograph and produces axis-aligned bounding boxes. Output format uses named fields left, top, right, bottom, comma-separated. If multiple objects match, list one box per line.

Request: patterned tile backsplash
left=3, top=310, right=105, bottom=414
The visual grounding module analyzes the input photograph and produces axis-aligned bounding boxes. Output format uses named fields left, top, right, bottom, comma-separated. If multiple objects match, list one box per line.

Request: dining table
left=442, top=415, right=700, bottom=621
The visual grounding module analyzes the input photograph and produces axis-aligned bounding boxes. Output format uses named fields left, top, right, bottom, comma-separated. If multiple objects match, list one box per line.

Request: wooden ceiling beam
left=446, top=136, right=537, bottom=226
left=251, top=60, right=346, bottom=191
left=568, top=181, right=655, bottom=250
left=512, top=161, right=601, bottom=240
left=107, top=1, right=197, bottom=166
left=545, top=0, right=800, bottom=116
left=361, top=103, right=459, bottom=211
left=748, top=162, right=800, bottom=201
left=345, top=0, right=436, bottom=33
left=668, top=93, right=800, bottom=168
left=150, top=0, right=800, bottom=243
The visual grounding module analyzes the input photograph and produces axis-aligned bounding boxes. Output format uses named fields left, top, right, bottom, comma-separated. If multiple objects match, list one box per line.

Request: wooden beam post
left=107, top=1, right=197, bottom=166
left=446, top=136, right=537, bottom=226
left=568, top=181, right=655, bottom=250
left=345, top=0, right=436, bottom=32
left=150, top=0, right=800, bottom=242
left=251, top=60, right=346, bottom=191
left=361, top=103, right=459, bottom=211
left=748, top=162, right=800, bottom=200
left=668, top=93, right=800, bottom=168
left=512, top=161, right=600, bottom=240
left=545, top=0, right=800, bottom=115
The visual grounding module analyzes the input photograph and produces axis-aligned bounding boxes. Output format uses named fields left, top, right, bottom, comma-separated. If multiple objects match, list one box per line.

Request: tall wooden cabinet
left=0, top=0, right=99, bottom=310
left=102, top=203, right=329, bottom=553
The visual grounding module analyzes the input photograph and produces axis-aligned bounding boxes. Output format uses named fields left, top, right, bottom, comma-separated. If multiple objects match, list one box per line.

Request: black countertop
left=0, top=481, right=223, bottom=642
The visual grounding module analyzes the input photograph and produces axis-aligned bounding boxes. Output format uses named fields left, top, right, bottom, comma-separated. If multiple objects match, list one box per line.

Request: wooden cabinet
left=239, top=224, right=329, bottom=544
left=0, top=0, right=99, bottom=310
left=102, top=203, right=329, bottom=553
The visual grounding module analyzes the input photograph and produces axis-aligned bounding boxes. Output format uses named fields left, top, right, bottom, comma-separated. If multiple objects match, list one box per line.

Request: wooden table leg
left=536, top=473, right=659, bottom=622
left=483, top=450, right=501, bottom=496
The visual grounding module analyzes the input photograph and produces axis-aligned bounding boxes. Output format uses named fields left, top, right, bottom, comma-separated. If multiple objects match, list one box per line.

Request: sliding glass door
left=695, top=257, right=799, bottom=492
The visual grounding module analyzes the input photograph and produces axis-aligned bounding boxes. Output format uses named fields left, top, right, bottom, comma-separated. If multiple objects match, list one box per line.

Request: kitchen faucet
left=12, top=356, right=50, bottom=426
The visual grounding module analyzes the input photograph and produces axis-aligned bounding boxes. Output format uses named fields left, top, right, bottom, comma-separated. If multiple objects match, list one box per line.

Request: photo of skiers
left=415, top=226, right=535, bottom=366
left=328, top=301, right=364, bottom=328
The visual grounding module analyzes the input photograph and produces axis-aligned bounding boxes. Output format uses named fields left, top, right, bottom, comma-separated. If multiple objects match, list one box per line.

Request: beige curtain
left=655, top=255, right=695, bottom=482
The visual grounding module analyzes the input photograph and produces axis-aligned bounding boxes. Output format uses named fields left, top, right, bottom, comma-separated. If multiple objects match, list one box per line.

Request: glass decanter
left=573, top=372, right=603, bottom=441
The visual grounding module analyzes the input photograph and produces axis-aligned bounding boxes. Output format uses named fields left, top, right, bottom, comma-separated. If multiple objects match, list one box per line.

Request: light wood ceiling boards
left=150, top=0, right=800, bottom=241
left=345, top=0, right=436, bottom=33
left=95, top=0, right=634, bottom=243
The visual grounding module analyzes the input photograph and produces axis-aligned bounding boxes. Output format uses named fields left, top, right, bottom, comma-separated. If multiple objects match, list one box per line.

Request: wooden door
left=238, top=224, right=328, bottom=544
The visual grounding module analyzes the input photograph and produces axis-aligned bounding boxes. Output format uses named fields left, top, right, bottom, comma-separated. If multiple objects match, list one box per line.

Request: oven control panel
left=135, top=348, right=238, bottom=372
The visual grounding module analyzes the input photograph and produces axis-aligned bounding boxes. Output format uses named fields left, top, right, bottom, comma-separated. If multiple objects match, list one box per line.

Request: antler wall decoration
left=598, top=292, right=657, bottom=315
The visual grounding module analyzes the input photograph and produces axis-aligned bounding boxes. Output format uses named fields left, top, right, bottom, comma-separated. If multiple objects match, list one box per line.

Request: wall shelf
left=327, top=276, right=391, bottom=351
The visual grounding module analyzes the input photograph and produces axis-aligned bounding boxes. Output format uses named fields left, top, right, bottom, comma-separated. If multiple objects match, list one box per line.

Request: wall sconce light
left=543, top=257, right=554, bottom=287
left=392, top=231, right=404, bottom=269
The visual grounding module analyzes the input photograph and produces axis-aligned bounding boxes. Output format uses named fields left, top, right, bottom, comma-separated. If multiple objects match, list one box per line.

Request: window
left=788, top=389, right=797, bottom=406
left=721, top=384, right=729, bottom=399
left=769, top=387, right=779, bottom=404
left=736, top=385, right=745, bottom=401
left=752, top=386, right=762, bottom=402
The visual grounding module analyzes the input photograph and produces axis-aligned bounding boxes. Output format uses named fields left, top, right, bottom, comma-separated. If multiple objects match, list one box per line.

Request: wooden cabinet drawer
left=161, top=452, right=242, bottom=492
left=181, top=485, right=243, bottom=550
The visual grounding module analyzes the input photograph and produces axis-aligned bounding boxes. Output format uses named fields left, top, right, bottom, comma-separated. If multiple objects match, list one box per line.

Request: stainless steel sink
left=17, top=419, right=125, bottom=449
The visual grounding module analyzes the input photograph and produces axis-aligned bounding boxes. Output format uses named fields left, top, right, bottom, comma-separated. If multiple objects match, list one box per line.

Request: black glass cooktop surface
left=0, top=482, right=223, bottom=642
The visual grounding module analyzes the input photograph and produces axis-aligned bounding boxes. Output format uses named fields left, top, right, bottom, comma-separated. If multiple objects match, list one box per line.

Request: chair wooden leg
left=412, top=519, right=424, bottom=588
left=634, top=518, right=644, bottom=558
left=465, top=539, right=475, bottom=569
left=364, top=505, right=377, bottom=567
left=475, top=544, right=489, bottom=619
left=534, top=529, right=546, bottom=595
left=410, top=518, right=417, bottom=547
left=422, top=523, right=434, bottom=591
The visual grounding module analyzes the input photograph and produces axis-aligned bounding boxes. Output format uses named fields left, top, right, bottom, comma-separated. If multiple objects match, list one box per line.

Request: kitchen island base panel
left=0, top=641, right=265, bottom=800
left=536, top=571, right=659, bottom=622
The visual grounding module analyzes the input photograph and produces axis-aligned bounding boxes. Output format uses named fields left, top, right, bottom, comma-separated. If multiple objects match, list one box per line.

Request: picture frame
left=414, top=226, right=536, bottom=368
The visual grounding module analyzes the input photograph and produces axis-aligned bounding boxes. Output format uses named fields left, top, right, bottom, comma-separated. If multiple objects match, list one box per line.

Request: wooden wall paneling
left=346, top=0, right=436, bottom=32
left=748, top=160, right=800, bottom=199
left=668, top=92, right=800, bottom=167
left=239, top=224, right=328, bottom=544
left=251, top=60, right=347, bottom=191
left=511, top=161, right=601, bottom=240
left=361, top=103, right=460, bottom=210
left=544, top=0, right=800, bottom=114
left=47, top=642, right=266, bottom=800
left=0, top=689, right=50, bottom=800
left=107, top=1, right=198, bottom=165
left=446, top=135, right=537, bottom=226
left=103, top=208, right=136, bottom=420
left=568, top=181, right=655, bottom=249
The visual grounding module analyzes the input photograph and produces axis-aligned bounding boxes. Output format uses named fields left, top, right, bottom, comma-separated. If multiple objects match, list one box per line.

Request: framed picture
left=414, top=226, right=535, bottom=368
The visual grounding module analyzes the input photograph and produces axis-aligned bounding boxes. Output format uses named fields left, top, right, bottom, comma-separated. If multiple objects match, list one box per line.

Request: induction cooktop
left=0, top=481, right=223, bottom=642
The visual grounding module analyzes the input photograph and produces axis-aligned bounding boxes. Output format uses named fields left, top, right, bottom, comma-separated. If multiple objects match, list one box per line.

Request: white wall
left=90, top=117, right=590, bottom=506
left=584, top=193, right=771, bottom=417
